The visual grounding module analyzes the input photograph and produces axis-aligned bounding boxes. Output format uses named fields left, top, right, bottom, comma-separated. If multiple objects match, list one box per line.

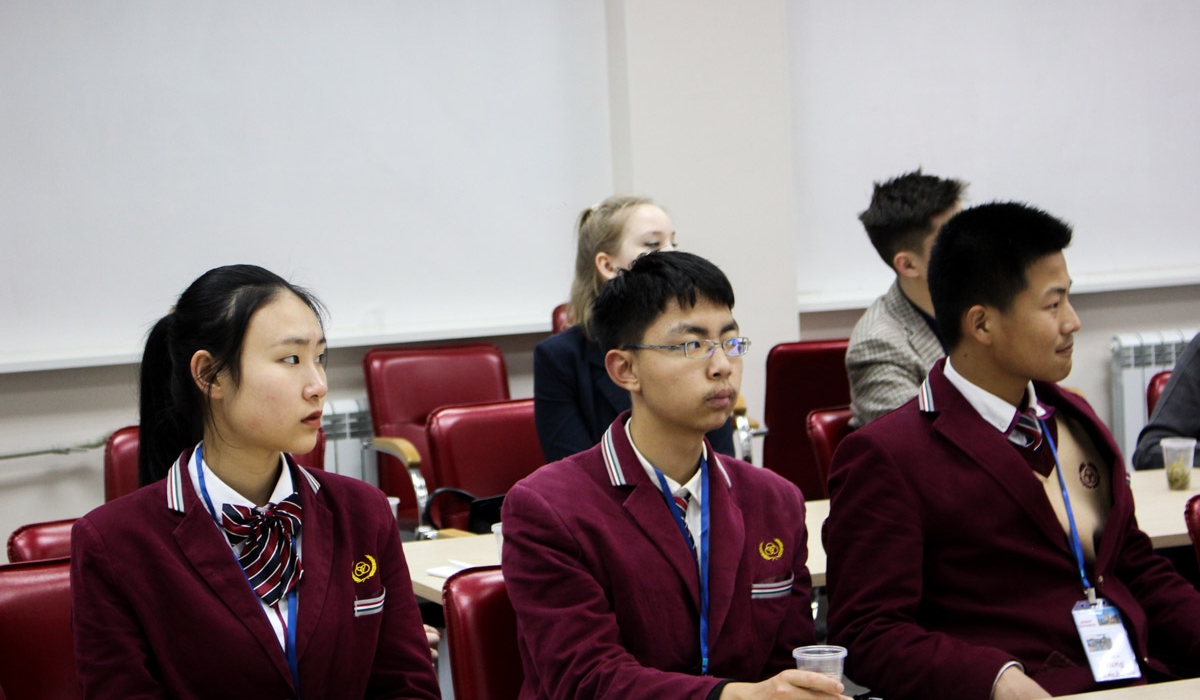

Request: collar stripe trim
left=602, top=426, right=626, bottom=486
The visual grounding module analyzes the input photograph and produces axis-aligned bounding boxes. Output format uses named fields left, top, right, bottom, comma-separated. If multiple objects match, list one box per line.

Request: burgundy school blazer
left=825, top=360, right=1200, bottom=700
left=70, top=450, right=440, bottom=700
left=501, top=412, right=814, bottom=700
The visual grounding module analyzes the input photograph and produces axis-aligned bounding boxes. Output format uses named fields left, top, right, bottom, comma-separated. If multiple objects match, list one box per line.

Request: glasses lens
left=684, top=339, right=715, bottom=358
left=724, top=337, right=750, bottom=357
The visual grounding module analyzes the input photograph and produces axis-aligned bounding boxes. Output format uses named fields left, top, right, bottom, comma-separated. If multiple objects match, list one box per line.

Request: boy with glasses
left=501, top=251, right=845, bottom=700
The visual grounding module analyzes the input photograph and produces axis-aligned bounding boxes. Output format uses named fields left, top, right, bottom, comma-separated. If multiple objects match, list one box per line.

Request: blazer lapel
left=292, top=463, right=332, bottom=663
left=602, top=422, right=701, bottom=607
left=168, top=456, right=294, bottom=686
left=702, top=453, right=743, bottom=651
left=924, top=366, right=1072, bottom=556
left=886, top=282, right=944, bottom=367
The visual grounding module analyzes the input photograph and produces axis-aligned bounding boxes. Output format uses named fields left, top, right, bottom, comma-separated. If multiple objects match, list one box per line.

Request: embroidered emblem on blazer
left=352, top=554, right=378, bottom=583
left=758, top=538, right=784, bottom=561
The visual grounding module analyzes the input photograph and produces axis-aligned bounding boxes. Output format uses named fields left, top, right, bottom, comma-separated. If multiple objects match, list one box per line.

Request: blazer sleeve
left=501, top=482, right=725, bottom=700
left=1111, top=513, right=1200, bottom=677
left=824, top=431, right=1016, bottom=700
left=364, top=491, right=443, bottom=700
left=71, top=516, right=173, bottom=700
left=845, top=332, right=926, bottom=427
left=534, top=337, right=600, bottom=463
left=1132, top=334, right=1200, bottom=471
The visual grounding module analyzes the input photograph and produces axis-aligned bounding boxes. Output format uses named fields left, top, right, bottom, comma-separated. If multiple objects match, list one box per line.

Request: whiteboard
left=788, top=0, right=1200, bottom=310
left=0, top=1, right=611, bottom=372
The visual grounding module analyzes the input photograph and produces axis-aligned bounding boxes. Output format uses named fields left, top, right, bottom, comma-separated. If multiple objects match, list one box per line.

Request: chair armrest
left=366, top=437, right=432, bottom=534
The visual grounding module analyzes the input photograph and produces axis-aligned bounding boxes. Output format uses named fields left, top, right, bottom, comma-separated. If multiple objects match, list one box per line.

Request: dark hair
left=929, top=202, right=1073, bottom=350
left=589, top=251, right=735, bottom=351
left=859, top=169, right=966, bottom=265
left=138, top=265, right=324, bottom=485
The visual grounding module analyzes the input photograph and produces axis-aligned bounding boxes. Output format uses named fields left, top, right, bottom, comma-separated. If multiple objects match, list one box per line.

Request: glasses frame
left=621, top=336, right=751, bottom=359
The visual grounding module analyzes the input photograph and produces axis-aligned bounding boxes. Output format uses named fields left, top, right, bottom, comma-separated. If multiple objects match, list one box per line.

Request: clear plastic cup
left=1162, top=437, right=1196, bottom=490
left=492, top=521, right=504, bottom=561
left=792, top=644, right=847, bottom=682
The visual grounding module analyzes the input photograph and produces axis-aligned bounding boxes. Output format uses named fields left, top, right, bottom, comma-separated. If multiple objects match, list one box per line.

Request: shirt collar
left=943, top=357, right=1047, bottom=434
left=625, top=419, right=706, bottom=504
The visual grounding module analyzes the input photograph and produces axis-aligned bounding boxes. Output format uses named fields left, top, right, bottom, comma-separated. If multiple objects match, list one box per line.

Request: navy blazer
left=71, top=450, right=441, bottom=700
left=534, top=325, right=735, bottom=462
left=825, top=360, right=1200, bottom=700
left=502, top=413, right=814, bottom=700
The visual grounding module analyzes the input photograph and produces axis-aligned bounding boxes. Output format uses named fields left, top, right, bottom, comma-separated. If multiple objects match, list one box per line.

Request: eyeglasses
left=622, top=337, right=751, bottom=359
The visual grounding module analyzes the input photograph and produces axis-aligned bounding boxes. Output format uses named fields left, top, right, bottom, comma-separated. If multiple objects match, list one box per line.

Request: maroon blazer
left=501, top=412, right=814, bottom=700
left=70, top=450, right=440, bottom=700
left=825, top=360, right=1200, bottom=700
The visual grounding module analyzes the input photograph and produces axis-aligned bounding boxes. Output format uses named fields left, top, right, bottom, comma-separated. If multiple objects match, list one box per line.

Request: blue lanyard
left=1039, top=421, right=1095, bottom=601
left=653, top=455, right=711, bottom=675
left=194, top=445, right=302, bottom=695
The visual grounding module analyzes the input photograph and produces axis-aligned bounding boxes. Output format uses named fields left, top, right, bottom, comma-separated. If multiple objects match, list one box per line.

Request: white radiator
left=320, top=397, right=377, bottom=486
left=1110, top=329, right=1196, bottom=456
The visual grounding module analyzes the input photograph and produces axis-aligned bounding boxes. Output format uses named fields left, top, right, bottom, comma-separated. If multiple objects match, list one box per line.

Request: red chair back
left=427, top=399, right=542, bottom=530
left=105, top=425, right=326, bottom=501
left=363, top=344, right=510, bottom=522
left=443, top=566, right=522, bottom=700
left=1147, top=370, right=1172, bottom=417
left=104, top=425, right=140, bottom=502
left=0, top=558, right=79, bottom=700
left=762, top=339, right=851, bottom=500
left=7, top=519, right=76, bottom=564
left=551, top=303, right=572, bottom=334
left=1187, top=495, right=1200, bottom=571
left=806, top=406, right=854, bottom=487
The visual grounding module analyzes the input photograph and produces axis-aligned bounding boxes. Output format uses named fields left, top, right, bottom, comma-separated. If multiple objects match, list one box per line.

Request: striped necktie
left=221, top=493, right=304, bottom=606
left=673, top=491, right=695, bottom=553
left=1008, top=406, right=1044, bottom=451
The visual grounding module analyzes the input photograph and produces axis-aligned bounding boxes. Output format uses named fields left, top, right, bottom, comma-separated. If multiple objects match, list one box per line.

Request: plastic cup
left=492, top=521, right=504, bottom=561
left=1162, top=437, right=1197, bottom=490
left=793, top=644, right=847, bottom=682
left=386, top=496, right=401, bottom=521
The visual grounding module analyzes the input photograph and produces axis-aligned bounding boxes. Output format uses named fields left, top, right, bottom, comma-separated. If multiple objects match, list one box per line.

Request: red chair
left=426, top=399, right=543, bottom=531
left=1147, top=370, right=1172, bottom=417
left=806, top=406, right=854, bottom=487
left=363, top=344, right=510, bottom=529
left=443, top=566, right=522, bottom=700
left=7, top=519, right=76, bottom=564
left=0, top=558, right=79, bottom=700
left=105, top=425, right=326, bottom=501
left=551, top=303, right=572, bottom=334
left=1187, top=495, right=1200, bottom=570
left=762, top=340, right=851, bottom=500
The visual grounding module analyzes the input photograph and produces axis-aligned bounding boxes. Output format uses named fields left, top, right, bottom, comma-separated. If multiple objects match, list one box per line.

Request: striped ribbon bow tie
left=1008, top=407, right=1044, bottom=451
left=221, top=493, right=304, bottom=606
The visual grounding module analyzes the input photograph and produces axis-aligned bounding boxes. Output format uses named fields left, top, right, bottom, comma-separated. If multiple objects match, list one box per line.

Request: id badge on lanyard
left=1043, top=422, right=1141, bottom=683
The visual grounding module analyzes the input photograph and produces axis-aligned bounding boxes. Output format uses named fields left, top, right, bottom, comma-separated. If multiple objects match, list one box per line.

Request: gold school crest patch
left=758, top=538, right=784, bottom=561
left=352, top=554, right=378, bottom=583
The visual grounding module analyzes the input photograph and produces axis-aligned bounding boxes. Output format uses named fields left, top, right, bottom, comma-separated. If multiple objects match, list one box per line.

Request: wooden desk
left=1057, top=677, right=1200, bottom=699
left=1129, top=469, right=1199, bottom=549
left=404, top=498, right=832, bottom=604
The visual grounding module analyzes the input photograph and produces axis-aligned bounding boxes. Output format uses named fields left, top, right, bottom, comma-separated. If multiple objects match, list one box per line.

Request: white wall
left=3, top=1, right=1198, bottom=561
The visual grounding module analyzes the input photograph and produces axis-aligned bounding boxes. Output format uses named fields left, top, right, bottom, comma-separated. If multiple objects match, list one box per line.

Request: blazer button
left=1096, top=575, right=1104, bottom=585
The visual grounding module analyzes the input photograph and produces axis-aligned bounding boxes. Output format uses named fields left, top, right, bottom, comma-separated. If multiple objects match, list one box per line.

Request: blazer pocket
left=354, top=588, right=386, bottom=617
left=750, top=573, right=794, bottom=600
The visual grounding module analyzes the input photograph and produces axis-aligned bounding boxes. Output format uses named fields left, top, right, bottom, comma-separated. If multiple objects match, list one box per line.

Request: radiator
left=320, top=397, right=377, bottom=485
left=1110, top=329, right=1196, bottom=456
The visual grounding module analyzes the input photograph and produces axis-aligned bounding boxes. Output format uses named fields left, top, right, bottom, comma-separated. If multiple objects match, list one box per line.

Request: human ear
left=595, top=252, right=619, bottom=281
left=190, top=350, right=224, bottom=399
left=965, top=305, right=992, bottom=345
left=605, top=349, right=640, bottom=393
left=893, top=250, right=920, bottom=278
